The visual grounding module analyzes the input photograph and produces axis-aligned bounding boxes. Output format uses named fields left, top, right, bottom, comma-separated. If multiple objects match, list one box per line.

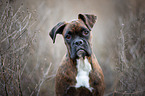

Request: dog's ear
left=78, top=14, right=97, bottom=30
left=49, top=22, right=67, bottom=43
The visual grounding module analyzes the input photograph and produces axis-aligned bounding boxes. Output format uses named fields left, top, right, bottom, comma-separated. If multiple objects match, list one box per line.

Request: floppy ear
left=49, top=22, right=67, bottom=43
left=78, top=14, right=97, bottom=30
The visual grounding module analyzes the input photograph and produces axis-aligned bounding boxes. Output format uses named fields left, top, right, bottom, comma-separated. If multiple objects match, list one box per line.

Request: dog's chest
left=75, top=58, right=93, bottom=92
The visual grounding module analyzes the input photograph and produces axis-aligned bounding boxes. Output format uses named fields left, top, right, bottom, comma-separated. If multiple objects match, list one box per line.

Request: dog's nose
left=74, top=39, right=84, bottom=46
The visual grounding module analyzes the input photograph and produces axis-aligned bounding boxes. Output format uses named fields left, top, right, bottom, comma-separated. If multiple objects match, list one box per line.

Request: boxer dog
left=49, top=14, right=105, bottom=96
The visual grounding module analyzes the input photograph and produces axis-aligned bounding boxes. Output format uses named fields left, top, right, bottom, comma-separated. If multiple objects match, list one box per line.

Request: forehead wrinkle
left=70, top=22, right=83, bottom=32
left=63, top=20, right=87, bottom=36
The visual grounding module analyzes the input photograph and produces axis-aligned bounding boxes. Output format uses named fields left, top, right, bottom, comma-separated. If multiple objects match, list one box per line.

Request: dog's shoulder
left=56, top=54, right=77, bottom=79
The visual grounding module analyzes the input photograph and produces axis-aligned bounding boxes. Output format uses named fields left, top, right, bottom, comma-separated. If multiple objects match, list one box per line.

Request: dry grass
left=111, top=1, right=145, bottom=95
left=0, top=1, right=55, bottom=96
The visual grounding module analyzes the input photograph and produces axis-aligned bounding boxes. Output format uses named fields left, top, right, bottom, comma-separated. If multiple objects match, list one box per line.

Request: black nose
left=74, top=39, right=84, bottom=46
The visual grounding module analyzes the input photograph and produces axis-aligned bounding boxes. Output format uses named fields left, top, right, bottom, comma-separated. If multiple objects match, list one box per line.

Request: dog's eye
left=82, top=30, right=89, bottom=36
left=65, top=34, right=71, bottom=40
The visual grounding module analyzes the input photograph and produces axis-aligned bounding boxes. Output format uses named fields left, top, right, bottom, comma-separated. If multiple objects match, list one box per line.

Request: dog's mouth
left=70, top=42, right=92, bottom=60
left=76, top=48, right=87, bottom=58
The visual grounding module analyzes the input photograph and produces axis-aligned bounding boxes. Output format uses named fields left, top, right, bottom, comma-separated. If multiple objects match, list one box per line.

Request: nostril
left=79, top=41, right=82, bottom=45
left=73, top=39, right=84, bottom=46
left=76, top=42, right=78, bottom=45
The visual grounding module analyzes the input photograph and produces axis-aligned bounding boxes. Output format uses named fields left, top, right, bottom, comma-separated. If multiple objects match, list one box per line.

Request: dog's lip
left=76, top=48, right=86, bottom=52
left=76, top=48, right=86, bottom=58
left=76, top=48, right=87, bottom=55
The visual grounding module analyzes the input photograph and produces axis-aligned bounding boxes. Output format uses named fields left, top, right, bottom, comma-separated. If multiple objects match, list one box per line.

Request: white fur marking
left=75, top=57, right=93, bottom=92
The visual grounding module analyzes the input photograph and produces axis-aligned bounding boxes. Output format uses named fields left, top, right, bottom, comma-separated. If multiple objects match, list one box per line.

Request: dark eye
left=65, top=34, right=71, bottom=40
left=82, top=30, right=89, bottom=36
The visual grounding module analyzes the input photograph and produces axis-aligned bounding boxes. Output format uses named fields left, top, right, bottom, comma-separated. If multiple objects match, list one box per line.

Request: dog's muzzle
left=70, top=38, right=92, bottom=59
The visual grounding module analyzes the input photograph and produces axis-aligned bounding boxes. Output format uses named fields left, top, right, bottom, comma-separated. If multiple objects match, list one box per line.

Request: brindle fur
left=55, top=54, right=104, bottom=96
left=49, top=14, right=105, bottom=96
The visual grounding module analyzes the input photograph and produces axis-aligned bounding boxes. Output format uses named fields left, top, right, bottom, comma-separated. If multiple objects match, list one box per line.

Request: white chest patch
left=75, top=58, right=93, bottom=92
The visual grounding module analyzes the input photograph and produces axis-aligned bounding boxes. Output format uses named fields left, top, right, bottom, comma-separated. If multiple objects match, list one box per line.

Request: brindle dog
left=49, top=14, right=105, bottom=96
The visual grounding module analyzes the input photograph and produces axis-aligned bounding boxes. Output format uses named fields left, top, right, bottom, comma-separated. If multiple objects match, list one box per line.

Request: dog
left=49, top=14, right=105, bottom=96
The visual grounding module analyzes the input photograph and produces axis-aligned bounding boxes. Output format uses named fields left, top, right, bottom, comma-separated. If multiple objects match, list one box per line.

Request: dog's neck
left=75, top=57, right=93, bottom=92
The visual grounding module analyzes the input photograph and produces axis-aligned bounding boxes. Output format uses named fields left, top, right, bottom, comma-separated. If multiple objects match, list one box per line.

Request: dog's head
left=49, top=14, right=96, bottom=60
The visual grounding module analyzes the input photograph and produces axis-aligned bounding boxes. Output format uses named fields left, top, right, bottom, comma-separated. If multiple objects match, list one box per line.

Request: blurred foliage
left=113, top=0, right=145, bottom=95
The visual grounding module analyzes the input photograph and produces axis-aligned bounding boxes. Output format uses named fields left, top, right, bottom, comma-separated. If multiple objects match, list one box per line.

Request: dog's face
left=63, top=20, right=92, bottom=59
left=49, top=14, right=96, bottom=60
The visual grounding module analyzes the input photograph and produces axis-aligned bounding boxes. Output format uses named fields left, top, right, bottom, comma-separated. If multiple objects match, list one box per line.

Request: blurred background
left=0, top=0, right=145, bottom=96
